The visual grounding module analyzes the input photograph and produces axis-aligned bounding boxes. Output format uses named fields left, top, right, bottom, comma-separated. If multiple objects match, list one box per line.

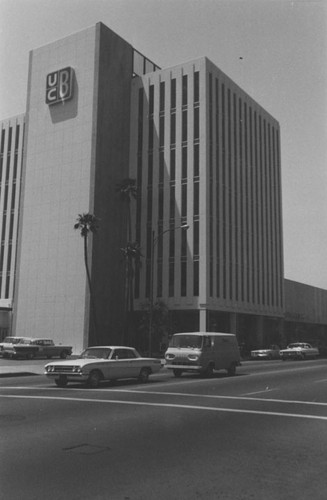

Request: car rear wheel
left=173, top=369, right=183, bottom=378
left=87, top=370, right=102, bottom=388
left=138, top=368, right=150, bottom=383
left=55, top=376, right=68, bottom=387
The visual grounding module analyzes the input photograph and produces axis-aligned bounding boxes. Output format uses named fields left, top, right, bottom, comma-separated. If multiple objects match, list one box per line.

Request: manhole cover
left=63, top=443, right=110, bottom=455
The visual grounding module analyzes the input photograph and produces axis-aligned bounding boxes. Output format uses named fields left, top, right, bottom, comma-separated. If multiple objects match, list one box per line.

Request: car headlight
left=46, top=366, right=54, bottom=372
left=188, top=355, right=199, bottom=361
left=72, top=366, right=82, bottom=373
left=165, top=354, right=175, bottom=360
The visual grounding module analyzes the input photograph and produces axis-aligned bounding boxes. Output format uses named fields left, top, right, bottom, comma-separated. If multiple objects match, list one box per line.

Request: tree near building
left=120, top=241, right=142, bottom=344
left=116, top=178, right=139, bottom=343
left=74, top=213, right=100, bottom=345
left=116, top=178, right=137, bottom=242
left=137, top=300, right=172, bottom=355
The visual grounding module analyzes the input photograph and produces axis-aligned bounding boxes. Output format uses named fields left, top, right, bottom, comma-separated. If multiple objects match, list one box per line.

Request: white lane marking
left=314, top=379, right=327, bottom=383
left=1, top=393, right=327, bottom=421
left=241, top=389, right=278, bottom=396
left=2, top=386, right=327, bottom=408
left=110, top=389, right=327, bottom=407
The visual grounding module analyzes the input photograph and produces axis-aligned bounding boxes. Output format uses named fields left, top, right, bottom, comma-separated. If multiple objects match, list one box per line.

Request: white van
left=165, top=332, right=241, bottom=377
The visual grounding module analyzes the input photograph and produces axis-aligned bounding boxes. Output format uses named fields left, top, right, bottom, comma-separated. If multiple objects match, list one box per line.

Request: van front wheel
left=173, top=369, right=183, bottom=378
left=227, top=363, right=236, bottom=377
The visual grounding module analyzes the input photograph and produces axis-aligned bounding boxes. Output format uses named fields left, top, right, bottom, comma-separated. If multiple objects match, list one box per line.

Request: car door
left=109, top=349, right=137, bottom=379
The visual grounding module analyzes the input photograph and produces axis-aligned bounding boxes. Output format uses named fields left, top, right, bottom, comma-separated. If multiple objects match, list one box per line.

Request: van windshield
left=170, top=335, right=203, bottom=349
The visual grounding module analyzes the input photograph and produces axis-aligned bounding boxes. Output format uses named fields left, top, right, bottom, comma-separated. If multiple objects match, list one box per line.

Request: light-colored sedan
left=45, top=346, right=162, bottom=388
left=280, top=342, right=319, bottom=361
left=0, top=336, right=30, bottom=357
left=251, top=345, right=280, bottom=360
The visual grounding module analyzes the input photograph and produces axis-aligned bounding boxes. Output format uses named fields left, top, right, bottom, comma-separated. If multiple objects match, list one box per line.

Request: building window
left=160, top=81, right=165, bottom=112
left=170, top=184, right=175, bottom=220
left=170, top=112, right=176, bottom=145
left=182, top=109, right=187, bottom=143
left=147, top=152, right=153, bottom=187
left=149, top=85, right=154, bottom=115
left=7, top=127, right=12, bottom=153
left=169, top=260, right=174, bottom=297
left=194, top=71, right=199, bottom=103
left=158, top=185, right=164, bottom=221
left=170, top=149, right=175, bottom=181
left=148, top=116, right=154, bottom=150
left=181, top=261, right=187, bottom=296
left=193, top=181, right=199, bottom=217
left=181, top=183, right=187, bottom=218
left=15, top=125, right=20, bottom=151
left=171, top=79, right=176, bottom=110
left=194, top=144, right=199, bottom=178
left=193, top=260, right=199, bottom=296
left=194, top=107, right=199, bottom=141
left=182, top=146, right=187, bottom=179
left=193, top=219, right=199, bottom=257
left=159, top=115, right=165, bottom=148
left=182, top=75, right=188, bottom=107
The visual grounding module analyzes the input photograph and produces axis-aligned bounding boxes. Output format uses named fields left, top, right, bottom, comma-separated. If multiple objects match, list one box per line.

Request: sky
left=1, top=0, right=326, bottom=289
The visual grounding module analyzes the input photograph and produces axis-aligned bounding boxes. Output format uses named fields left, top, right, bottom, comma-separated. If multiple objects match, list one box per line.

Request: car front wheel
left=138, top=368, right=150, bottom=383
left=87, top=370, right=102, bottom=388
left=55, top=376, right=67, bottom=387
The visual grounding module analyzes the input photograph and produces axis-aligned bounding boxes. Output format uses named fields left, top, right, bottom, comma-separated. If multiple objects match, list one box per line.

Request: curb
left=0, top=372, right=42, bottom=378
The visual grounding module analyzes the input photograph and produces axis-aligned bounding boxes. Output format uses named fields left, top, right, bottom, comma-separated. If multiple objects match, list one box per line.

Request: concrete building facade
left=129, top=56, right=284, bottom=346
left=12, top=23, right=159, bottom=353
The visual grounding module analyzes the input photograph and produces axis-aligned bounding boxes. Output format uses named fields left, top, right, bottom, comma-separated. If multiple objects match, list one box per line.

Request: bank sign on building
left=0, top=22, right=326, bottom=354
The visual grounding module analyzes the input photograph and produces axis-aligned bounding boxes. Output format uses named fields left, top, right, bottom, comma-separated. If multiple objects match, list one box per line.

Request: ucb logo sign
left=46, top=67, right=73, bottom=105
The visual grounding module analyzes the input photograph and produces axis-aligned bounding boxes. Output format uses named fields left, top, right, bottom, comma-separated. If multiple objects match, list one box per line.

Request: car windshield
left=80, top=348, right=112, bottom=359
left=2, top=337, right=24, bottom=344
left=288, top=343, right=304, bottom=348
left=18, top=339, right=32, bottom=344
left=169, top=335, right=203, bottom=349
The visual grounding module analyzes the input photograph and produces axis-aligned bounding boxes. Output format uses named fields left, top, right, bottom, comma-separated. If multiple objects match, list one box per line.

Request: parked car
left=280, top=343, right=319, bottom=361
left=45, top=346, right=162, bottom=388
left=0, top=336, right=30, bottom=357
left=7, top=338, right=72, bottom=359
left=251, top=345, right=280, bottom=360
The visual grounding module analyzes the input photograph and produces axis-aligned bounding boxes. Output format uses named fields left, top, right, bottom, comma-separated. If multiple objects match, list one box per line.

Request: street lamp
left=148, top=223, right=189, bottom=356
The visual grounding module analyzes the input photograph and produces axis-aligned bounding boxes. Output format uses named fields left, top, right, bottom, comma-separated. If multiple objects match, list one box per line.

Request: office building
left=0, top=22, right=326, bottom=353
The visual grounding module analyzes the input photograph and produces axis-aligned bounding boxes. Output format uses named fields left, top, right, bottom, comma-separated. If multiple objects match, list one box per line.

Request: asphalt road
left=1, top=359, right=327, bottom=500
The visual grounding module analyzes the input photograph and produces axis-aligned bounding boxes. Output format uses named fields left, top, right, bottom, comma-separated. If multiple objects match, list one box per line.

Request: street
left=1, top=359, right=327, bottom=499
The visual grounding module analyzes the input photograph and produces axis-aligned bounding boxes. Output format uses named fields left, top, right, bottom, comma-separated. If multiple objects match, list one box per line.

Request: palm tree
left=116, top=178, right=137, bottom=242
left=120, top=241, right=142, bottom=344
left=116, top=178, right=139, bottom=343
left=74, top=213, right=100, bottom=345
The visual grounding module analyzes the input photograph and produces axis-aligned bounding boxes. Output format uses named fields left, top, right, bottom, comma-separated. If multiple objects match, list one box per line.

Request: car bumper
left=280, top=353, right=302, bottom=359
left=165, top=363, right=202, bottom=372
left=45, top=372, right=89, bottom=382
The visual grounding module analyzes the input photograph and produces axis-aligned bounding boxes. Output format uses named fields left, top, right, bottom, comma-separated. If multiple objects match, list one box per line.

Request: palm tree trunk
left=84, top=234, right=98, bottom=345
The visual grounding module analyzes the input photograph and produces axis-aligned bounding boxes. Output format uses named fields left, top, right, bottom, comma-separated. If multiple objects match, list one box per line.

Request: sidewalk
left=0, top=359, right=45, bottom=377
